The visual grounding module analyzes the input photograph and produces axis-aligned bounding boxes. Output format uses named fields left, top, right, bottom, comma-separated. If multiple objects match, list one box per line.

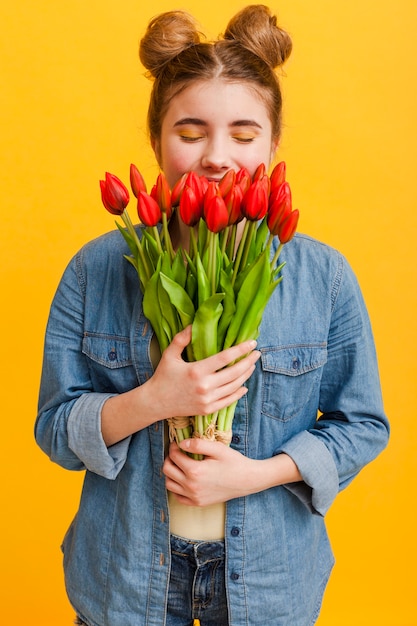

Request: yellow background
left=1, top=0, right=415, bottom=624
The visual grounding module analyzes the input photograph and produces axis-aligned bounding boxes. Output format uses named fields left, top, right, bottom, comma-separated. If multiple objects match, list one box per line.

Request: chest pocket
left=261, top=344, right=327, bottom=422
left=82, top=333, right=138, bottom=393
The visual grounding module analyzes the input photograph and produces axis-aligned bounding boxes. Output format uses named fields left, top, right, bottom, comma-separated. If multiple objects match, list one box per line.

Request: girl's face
left=153, top=79, right=278, bottom=188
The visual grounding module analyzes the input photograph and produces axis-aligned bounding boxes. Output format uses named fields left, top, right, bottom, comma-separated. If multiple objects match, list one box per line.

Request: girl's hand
left=101, top=326, right=260, bottom=447
left=163, top=439, right=302, bottom=507
left=148, top=325, right=261, bottom=422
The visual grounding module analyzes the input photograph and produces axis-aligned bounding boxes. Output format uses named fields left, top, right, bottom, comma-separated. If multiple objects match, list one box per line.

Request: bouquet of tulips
left=100, top=162, right=299, bottom=453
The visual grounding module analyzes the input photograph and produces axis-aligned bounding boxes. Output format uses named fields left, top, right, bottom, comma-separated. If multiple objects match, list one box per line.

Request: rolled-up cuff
left=68, top=392, right=131, bottom=479
left=277, top=430, right=339, bottom=516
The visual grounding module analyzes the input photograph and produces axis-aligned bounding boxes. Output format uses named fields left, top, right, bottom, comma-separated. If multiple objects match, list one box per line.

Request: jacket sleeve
left=35, top=252, right=131, bottom=479
left=279, top=256, right=389, bottom=516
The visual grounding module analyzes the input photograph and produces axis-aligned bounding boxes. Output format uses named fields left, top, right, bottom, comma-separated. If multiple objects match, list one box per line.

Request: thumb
left=169, top=325, right=192, bottom=355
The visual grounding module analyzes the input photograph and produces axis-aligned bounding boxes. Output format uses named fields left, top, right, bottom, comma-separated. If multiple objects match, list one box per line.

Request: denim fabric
left=36, top=228, right=389, bottom=626
left=167, top=534, right=228, bottom=626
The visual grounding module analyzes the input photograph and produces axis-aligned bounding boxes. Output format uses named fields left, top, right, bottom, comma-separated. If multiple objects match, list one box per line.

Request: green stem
left=189, top=226, right=198, bottom=262
left=206, top=231, right=218, bottom=296
left=231, top=220, right=250, bottom=286
left=227, top=224, right=237, bottom=262
left=270, top=242, right=283, bottom=269
left=239, top=220, right=256, bottom=274
left=162, top=211, right=174, bottom=261
left=122, top=210, right=152, bottom=283
left=152, top=226, right=163, bottom=255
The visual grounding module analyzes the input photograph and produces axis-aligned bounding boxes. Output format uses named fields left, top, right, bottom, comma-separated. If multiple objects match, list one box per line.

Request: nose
left=200, top=137, right=231, bottom=173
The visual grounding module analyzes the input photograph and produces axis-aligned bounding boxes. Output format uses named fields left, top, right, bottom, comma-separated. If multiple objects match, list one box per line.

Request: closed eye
left=179, top=132, right=204, bottom=142
left=232, top=133, right=256, bottom=143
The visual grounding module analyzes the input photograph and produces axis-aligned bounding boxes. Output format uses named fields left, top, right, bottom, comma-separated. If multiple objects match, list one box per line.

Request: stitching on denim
left=330, top=251, right=344, bottom=311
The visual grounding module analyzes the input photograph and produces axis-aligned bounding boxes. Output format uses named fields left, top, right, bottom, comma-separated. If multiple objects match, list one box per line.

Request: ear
left=151, top=136, right=162, bottom=166
left=270, top=138, right=279, bottom=164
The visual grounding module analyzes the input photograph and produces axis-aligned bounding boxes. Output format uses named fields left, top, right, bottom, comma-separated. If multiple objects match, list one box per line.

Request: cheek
left=161, top=142, right=199, bottom=186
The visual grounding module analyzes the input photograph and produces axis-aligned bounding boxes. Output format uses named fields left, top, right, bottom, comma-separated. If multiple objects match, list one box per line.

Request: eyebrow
left=173, top=117, right=263, bottom=129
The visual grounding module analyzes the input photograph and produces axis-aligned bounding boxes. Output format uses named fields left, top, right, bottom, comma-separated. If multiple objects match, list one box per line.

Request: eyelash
left=179, top=134, right=255, bottom=143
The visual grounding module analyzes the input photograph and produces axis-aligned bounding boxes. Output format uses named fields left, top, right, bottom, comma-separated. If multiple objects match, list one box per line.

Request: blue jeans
left=167, top=534, right=228, bottom=626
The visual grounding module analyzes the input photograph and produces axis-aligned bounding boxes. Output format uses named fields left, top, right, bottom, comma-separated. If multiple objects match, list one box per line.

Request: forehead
left=162, top=79, right=272, bottom=127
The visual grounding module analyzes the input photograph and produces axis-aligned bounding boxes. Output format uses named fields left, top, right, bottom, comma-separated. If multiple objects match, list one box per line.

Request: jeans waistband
left=170, top=533, right=225, bottom=567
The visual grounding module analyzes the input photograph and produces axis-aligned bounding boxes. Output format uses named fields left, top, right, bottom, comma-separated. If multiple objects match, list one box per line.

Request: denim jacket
left=36, top=228, right=389, bottom=626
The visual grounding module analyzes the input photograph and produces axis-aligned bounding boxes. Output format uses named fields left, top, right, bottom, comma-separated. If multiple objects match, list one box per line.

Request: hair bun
left=139, top=11, right=202, bottom=78
left=224, top=4, right=292, bottom=69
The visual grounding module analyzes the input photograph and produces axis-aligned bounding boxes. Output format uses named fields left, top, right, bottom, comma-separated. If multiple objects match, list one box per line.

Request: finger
left=203, top=339, right=258, bottom=371
left=179, top=437, right=226, bottom=459
left=213, top=350, right=260, bottom=387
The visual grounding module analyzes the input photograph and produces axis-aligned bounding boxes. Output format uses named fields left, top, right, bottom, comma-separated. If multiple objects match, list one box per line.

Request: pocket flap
left=261, top=344, right=327, bottom=377
left=82, top=333, right=132, bottom=368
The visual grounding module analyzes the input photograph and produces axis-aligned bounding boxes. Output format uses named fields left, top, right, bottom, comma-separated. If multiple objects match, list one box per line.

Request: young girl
left=36, top=6, right=389, bottom=625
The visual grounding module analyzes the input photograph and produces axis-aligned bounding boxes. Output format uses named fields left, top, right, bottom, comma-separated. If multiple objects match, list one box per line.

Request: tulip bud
left=137, top=191, right=162, bottom=227
left=253, top=163, right=266, bottom=181
left=204, top=195, right=229, bottom=233
left=151, top=172, right=172, bottom=218
left=171, top=173, right=188, bottom=206
left=218, top=169, right=236, bottom=198
left=179, top=186, right=203, bottom=227
left=130, top=164, right=147, bottom=197
left=224, top=184, right=244, bottom=225
left=203, top=181, right=220, bottom=211
left=277, top=209, right=299, bottom=244
left=268, top=180, right=290, bottom=209
left=235, top=167, right=251, bottom=195
left=100, top=172, right=130, bottom=215
left=270, top=161, right=286, bottom=190
left=241, top=177, right=269, bottom=221
left=267, top=182, right=292, bottom=235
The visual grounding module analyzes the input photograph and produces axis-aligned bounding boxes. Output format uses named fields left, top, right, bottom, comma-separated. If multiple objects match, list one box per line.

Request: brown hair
left=139, top=5, right=292, bottom=143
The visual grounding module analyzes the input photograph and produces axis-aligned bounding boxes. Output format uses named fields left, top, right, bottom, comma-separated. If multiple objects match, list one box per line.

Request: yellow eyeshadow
left=178, top=130, right=203, bottom=140
left=232, top=132, right=256, bottom=141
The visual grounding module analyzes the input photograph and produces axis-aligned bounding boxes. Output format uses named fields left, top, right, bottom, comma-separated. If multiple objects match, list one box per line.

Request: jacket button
left=231, top=527, right=240, bottom=537
left=231, top=434, right=240, bottom=444
left=231, top=572, right=240, bottom=581
left=108, top=350, right=117, bottom=361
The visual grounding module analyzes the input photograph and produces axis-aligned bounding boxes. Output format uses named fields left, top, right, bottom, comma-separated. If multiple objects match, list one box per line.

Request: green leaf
left=217, top=270, right=236, bottom=351
left=223, top=249, right=271, bottom=348
left=196, top=253, right=211, bottom=307
left=157, top=272, right=180, bottom=341
left=171, top=249, right=188, bottom=288
left=143, top=265, right=170, bottom=353
left=123, top=254, right=138, bottom=271
left=116, top=222, right=138, bottom=257
left=192, top=293, right=225, bottom=361
left=159, top=272, right=195, bottom=328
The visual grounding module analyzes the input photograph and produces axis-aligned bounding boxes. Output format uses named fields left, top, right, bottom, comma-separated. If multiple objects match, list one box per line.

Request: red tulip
left=218, top=169, right=236, bottom=198
left=151, top=172, right=172, bottom=218
left=267, top=182, right=292, bottom=233
left=100, top=172, right=130, bottom=215
left=253, top=163, right=267, bottom=181
left=130, top=164, right=147, bottom=197
left=277, top=209, right=299, bottom=243
left=203, top=181, right=220, bottom=211
left=186, top=172, right=205, bottom=204
left=241, top=176, right=269, bottom=221
left=204, top=195, right=229, bottom=233
left=235, top=167, right=251, bottom=195
left=170, top=173, right=188, bottom=206
left=270, top=161, right=286, bottom=190
left=137, top=191, right=162, bottom=227
left=179, top=186, right=203, bottom=227
left=224, top=184, right=244, bottom=225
